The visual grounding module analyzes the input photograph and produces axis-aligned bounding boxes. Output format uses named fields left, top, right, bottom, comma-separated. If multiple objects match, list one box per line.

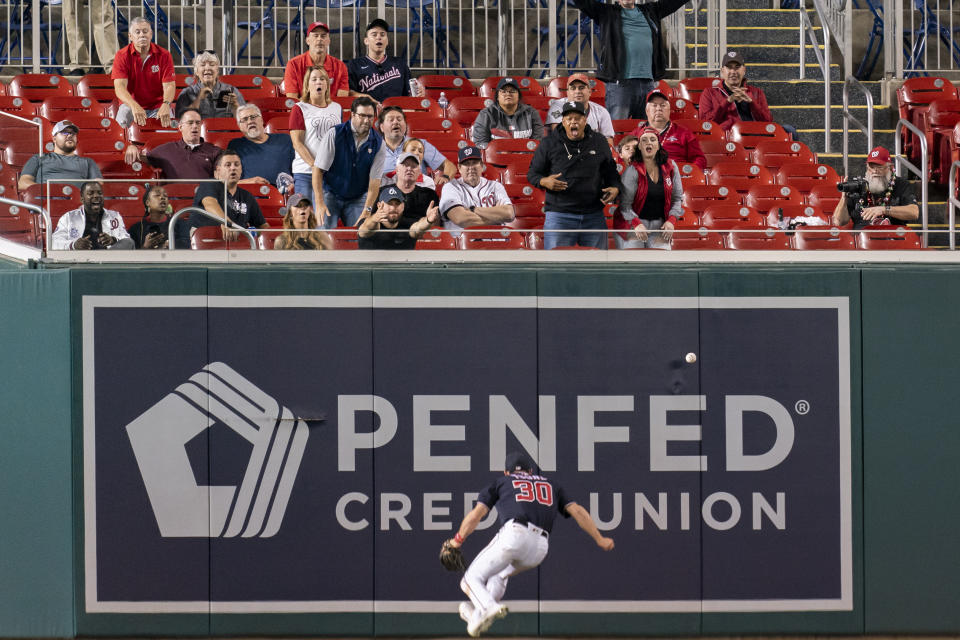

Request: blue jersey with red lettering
left=476, top=471, right=572, bottom=533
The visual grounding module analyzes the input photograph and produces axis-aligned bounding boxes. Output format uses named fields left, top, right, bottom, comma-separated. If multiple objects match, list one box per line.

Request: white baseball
left=685, top=352, right=697, bottom=364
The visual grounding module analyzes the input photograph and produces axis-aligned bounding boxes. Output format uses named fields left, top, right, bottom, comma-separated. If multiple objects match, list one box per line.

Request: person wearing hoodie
left=527, top=101, right=622, bottom=250
left=471, top=77, right=545, bottom=150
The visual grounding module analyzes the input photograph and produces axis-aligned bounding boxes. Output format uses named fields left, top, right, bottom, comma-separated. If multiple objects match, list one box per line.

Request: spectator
left=290, top=67, right=342, bottom=206
left=62, top=0, right=118, bottom=75
left=381, top=139, right=437, bottom=190
left=227, top=104, right=296, bottom=188
left=389, top=152, right=440, bottom=222
left=528, top=101, right=621, bottom=249
left=127, top=185, right=181, bottom=249
left=630, top=88, right=706, bottom=170
left=51, top=181, right=134, bottom=250
left=833, top=146, right=919, bottom=229
left=112, top=17, right=175, bottom=128
left=358, top=185, right=440, bottom=249
left=347, top=19, right=420, bottom=104
left=18, top=120, right=103, bottom=191
left=439, top=146, right=515, bottom=237
left=122, top=109, right=221, bottom=180
left=572, top=0, right=690, bottom=119
left=545, top=73, right=614, bottom=144
left=471, top=77, right=545, bottom=149
left=614, top=126, right=683, bottom=249
left=284, top=22, right=349, bottom=100
left=273, top=193, right=332, bottom=250
left=311, top=97, right=383, bottom=229
left=616, top=134, right=638, bottom=173
left=191, top=150, right=270, bottom=242
left=699, top=51, right=798, bottom=140
left=365, top=106, right=455, bottom=210
left=175, top=51, right=245, bottom=120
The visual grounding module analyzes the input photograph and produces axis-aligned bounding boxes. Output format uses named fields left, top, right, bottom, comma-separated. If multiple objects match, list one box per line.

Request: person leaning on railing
left=614, top=126, right=683, bottom=249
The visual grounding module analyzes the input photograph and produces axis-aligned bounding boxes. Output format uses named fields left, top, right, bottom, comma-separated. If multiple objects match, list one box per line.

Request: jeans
left=543, top=210, right=608, bottom=249
left=294, top=173, right=313, bottom=209
left=320, top=187, right=365, bottom=230
left=605, top=78, right=658, bottom=120
left=781, top=123, right=800, bottom=142
left=616, top=217, right=672, bottom=250
left=115, top=104, right=161, bottom=128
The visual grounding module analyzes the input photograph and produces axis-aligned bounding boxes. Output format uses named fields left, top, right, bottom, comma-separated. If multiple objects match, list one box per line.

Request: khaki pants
left=62, top=0, right=119, bottom=70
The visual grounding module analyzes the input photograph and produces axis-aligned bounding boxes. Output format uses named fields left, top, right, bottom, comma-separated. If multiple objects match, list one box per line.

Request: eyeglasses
left=353, top=113, right=375, bottom=120
left=238, top=115, right=261, bottom=124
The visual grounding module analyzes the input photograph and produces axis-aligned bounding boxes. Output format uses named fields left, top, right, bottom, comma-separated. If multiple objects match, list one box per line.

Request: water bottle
left=276, top=172, right=294, bottom=195
left=409, top=79, right=422, bottom=97
left=438, top=91, right=449, bottom=117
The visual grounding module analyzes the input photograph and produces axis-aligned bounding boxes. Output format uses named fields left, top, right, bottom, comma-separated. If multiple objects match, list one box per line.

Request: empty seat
left=8, top=74, right=74, bottom=103
left=763, top=204, right=830, bottom=227
left=448, top=96, right=494, bottom=130
left=726, top=226, right=791, bottom=250
left=382, top=96, right=443, bottom=117
left=671, top=227, right=726, bottom=250
left=683, top=184, right=737, bottom=215
left=897, top=76, right=958, bottom=161
left=675, top=77, right=722, bottom=105
left=700, top=139, right=749, bottom=167
left=675, top=162, right=706, bottom=186
left=405, top=113, right=465, bottom=139
left=478, top=76, right=543, bottom=98
left=219, top=74, right=278, bottom=101
left=416, top=228, right=459, bottom=249
left=191, top=224, right=258, bottom=250
left=76, top=74, right=117, bottom=103
left=806, top=184, right=842, bottom=217
left=792, top=227, right=856, bottom=249
left=751, top=139, right=816, bottom=171
left=458, top=225, right=525, bottom=249
left=744, top=184, right=804, bottom=212
left=417, top=75, right=476, bottom=100
left=727, top=121, right=791, bottom=149
left=38, top=96, right=105, bottom=120
left=673, top=118, right=724, bottom=142
left=700, top=203, right=764, bottom=229
left=856, top=225, right=922, bottom=249
left=201, top=118, right=240, bottom=148
left=0, top=96, right=34, bottom=117
left=776, top=162, right=840, bottom=196
left=483, top=138, right=539, bottom=171
left=707, top=160, right=774, bottom=194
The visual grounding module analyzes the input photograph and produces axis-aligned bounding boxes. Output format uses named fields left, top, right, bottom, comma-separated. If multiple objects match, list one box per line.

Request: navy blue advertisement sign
left=82, top=296, right=852, bottom=614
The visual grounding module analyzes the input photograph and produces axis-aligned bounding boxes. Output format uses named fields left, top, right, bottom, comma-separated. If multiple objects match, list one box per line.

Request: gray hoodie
left=471, top=102, right=545, bottom=149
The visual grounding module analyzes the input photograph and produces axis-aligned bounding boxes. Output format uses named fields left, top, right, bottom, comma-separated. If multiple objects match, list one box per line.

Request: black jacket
left=528, top=125, right=622, bottom=214
left=572, top=0, right=690, bottom=82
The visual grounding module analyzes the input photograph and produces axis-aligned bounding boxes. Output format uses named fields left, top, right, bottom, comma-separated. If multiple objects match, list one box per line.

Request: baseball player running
left=447, top=452, right=615, bottom=637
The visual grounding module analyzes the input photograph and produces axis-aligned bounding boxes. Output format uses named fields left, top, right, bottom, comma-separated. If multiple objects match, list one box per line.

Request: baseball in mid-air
left=685, top=352, right=697, bottom=364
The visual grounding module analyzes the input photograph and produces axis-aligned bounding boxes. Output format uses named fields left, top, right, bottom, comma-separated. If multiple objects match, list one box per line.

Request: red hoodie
left=697, top=82, right=772, bottom=131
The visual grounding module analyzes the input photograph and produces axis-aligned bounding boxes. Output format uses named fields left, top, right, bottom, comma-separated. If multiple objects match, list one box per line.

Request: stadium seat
left=483, top=138, right=539, bottom=171
left=382, top=96, right=443, bottom=116
left=700, top=204, right=764, bottom=229
left=3, top=138, right=47, bottom=168
left=38, top=96, right=106, bottom=120
left=700, top=139, right=749, bottom=167
left=676, top=77, right=722, bottom=105
left=416, top=228, right=459, bottom=249
left=0, top=213, right=38, bottom=246
left=707, top=160, right=774, bottom=194
left=502, top=165, right=531, bottom=185
left=856, top=225, right=922, bottom=249
left=417, top=74, right=476, bottom=100
left=806, top=184, right=842, bottom=219
left=670, top=96, right=697, bottom=120
left=673, top=118, right=724, bottom=141
left=264, top=116, right=292, bottom=134
left=682, top=184, right=737, bottom=215
left=127, top=123, right=183, bottom=147
left=478, top=76, right=543, bottom=98
left=252, top=97, right=297, bottom=122
left=405, top=113, right=465, bottom=139
left=744, top=184, right=804, bottom=211
left=924, top=99, right=960, bottom=184
left=750, top=140, right=816, bottom=171
left=546, top=76, right=606, bottom=102
left=503, top=182, right=544, bottom=219
left=728, top=121, right=791, bottom=149
left=763, top=204, right=829, bottom=227
left=20, top=183, right=81, bottom=223
left=0, top=96, right=34, bottom=117
left=611, top=119, right=643, bottom=136
left=220, top=74, right=278, bottom=101
left=191, top=224, right=258, bottom=250
left=671, top=227, right=725, bottom=250
left=523, top=95, right=554, bottom=120
left=458, top=225, right=525, bottom=249
left=897, top=77, right=958, bottom=162
left=76, top=74, right=117, bottom=103
left=174, top=74, right=194, bottom=91
left=726, top=226, right=791, bottom=250
left=448, top=96, right=494, bottom=130
left=54, top=113, right=123, bottom=139
left=8, top=74, right=73, bottom=103
left=776, top=162, right=840, bottom=196
left=238, top=183, right=286, bottom=219
left=201, top=118, right=240, bottom=148
left=792, top=227, right=856, bottom=249
left=0, top=165, right=19, bottom=197
left=676, top=162, right=706, bottom=186
left=331, top=228, right=359, bottom=250
left=422, top=132, right=468, bottom=158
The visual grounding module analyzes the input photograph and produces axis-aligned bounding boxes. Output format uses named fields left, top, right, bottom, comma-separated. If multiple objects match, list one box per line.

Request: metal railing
left=0, top=194, right=51, bottom=255
left=893, top=118, right=929, bottom=246
left=948, top=160, right=960, bottom=250
left=168, top=206, right=257, bottom=250
left=841, top=76, right=875, bottom=177
left=803, top=0, right=846, bottom=152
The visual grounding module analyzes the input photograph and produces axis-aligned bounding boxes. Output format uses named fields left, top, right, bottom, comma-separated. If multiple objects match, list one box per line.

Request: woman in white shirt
left=289, top=67, right=343, bottom=210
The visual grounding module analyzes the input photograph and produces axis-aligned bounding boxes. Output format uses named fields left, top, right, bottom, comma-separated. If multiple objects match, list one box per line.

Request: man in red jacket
left=630, top=88, right=706, bottom=169
left=698, top=51, right=798, bottom=140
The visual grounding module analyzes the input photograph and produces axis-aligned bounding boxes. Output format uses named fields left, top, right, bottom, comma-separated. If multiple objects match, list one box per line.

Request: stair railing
left=894, top=118, right=929, bottom=247
left=948, top=161, right=960, bottom=250
left=841, top=76, right=875, bottom=178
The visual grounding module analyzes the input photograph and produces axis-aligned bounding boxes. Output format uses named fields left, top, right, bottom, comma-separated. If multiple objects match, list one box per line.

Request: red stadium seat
left=20, top=183, right=81, bottom=225
left=331, top=228, right=359, bottom=250
left=806, top=184, right=842, bottom=217
left=238, top=183, right=286, bottom=219
left=676, top=77, right=722, bottom=106
left=448, top=96, right=494, bottom=130
left=671, top=228, right=726, bottom=250
left=792, top=227, right=856, bottom=249
left=405, top=113, right=466, bottom=139
left=126, top=120, right=181, bottom=145
left=924, top=99, right=960, bottom=184
left=856, top=225, right=922, bottom=249
left=458, top=225, right=525, bottom=249
left=252, top=97, right=296, bottom=121
left=682, top=183, right=737, bottom=215
left=38, top=96, right=105, bottom=120
left=0, top=96, right=34, bottom=117
left=483, top=138, right=539, bottom=170
left=611, top=119, right=642, bottom=135
left=220, top=74, right=278, bottom=101
left=503, top=182, right=544, bottom=219
left=670, top=96, right=697, bottom=120
left=523, top=95, right=554, bottom=120
left=382, top=96, right=443, bottom=116
left=707, top=160, right=774, bottom=194
left=417, top=74, right=476, bottom=100
left=478, top=76, right=543, bottom=98
left=725, top=226, right=791, bottom=250
left=700, top=139, right=749, bottom=167
left=191, top=224, right=258, bottom=249
left=265, top=116, right=292, bottom=134
left=727, top=121, right=791, bottom=149
left=76, top=74, right=117, bottom=103
left=675, top=162, right=706, bottom=186
left=750, top=139, right=816, bottom=171
left=897, top=77, right=958, bottom=162
left=501, top=165, right=530, bottom=185
left=201, top=117, right=240, bottom=148
left=764, top=204, right=831, bottom=227
left=416, top=228, right=459, bottom=249
left=776, top=162, right=840, bottom=196
left=174, top=73, right=194, bottom=91
left=673, top=118, right=724, bottom=141
left=700, top=204, right=764, bottom=229
left=422, top=132, right=469, bottom=158
left=0, top=212, right=39, bottom=245
left=744, top=184, right=804, bottom=211
left=8, top=74, right=73, bottom=103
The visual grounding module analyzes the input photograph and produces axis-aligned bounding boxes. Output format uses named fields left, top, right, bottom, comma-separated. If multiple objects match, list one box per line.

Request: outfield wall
left=1, top=263, right=958, bottom=637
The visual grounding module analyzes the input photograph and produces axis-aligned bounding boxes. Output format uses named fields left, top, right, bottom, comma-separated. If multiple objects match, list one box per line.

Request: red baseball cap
left=646, top=88, right=670, bottom=102
left=867, top=146, right=891, bottom=164
left=567, top=73, right=591, bottom=86
left=307, top=21, right=329, bottom=34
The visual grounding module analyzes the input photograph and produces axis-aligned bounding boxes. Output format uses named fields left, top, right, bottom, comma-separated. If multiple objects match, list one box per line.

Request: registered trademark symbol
left=795, top=400, right=810, bottom=415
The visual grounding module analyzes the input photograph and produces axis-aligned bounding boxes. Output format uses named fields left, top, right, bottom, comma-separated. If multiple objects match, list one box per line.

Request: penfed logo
left=125, top=362, right=309, bottom=538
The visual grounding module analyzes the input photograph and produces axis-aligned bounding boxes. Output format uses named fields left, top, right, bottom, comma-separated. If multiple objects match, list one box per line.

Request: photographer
left=52, top=182, right=135, bottom=250
left=834, top=146, right=919, bottom=229
left=175, top=51, right=245, bottom=120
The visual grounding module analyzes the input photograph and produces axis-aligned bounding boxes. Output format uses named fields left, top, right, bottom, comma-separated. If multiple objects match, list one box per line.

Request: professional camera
left=836, top=177, right=867, bottom=196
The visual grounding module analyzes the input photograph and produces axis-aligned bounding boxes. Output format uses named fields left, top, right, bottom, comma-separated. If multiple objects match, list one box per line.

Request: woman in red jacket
left=614, top=127, right=684, bottom=249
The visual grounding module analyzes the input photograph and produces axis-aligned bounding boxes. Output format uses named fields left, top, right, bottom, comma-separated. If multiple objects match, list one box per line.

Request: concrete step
left=685, top=24, right=822, bottom=46
left=748, top=79, right=884, bottom=104
left=684, top=42, right=824, bottom=65
left=685, top=60, right=841, bottom=80
left=684, top=7, right=815, bottom=28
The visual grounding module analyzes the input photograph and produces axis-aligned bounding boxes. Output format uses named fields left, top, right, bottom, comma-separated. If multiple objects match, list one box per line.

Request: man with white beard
left=833, top=146, right=919, bottom=229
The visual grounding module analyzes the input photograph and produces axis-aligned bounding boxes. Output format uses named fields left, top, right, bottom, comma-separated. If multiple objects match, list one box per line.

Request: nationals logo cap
left=458, top=146, right=481, bottom=163
left=867, top=146, right=891, bottom=164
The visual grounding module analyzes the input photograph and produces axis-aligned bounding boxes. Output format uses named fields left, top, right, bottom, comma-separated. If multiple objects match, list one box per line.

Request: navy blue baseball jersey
left=346, top=55, right=412, bottom=102
left=476, top=471, right=572, bottom=533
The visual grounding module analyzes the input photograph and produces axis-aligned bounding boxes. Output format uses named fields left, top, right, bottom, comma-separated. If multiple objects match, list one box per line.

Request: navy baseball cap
left=496, top=77, right=521, bottom=92
left=458, top=146, right=482, bottom=163
left=366, top=18, right=390, bottom=33
left=505, top=451, right=535, bottom=472
left=561, top=100, right=587, bottom=116
left=378, top=185, right=405, bottom=204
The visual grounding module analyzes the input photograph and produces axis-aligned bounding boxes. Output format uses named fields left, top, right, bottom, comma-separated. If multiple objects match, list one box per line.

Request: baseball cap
left=722, top=51, right=745, bottom=66
left=867, top=146, right=891, bottom=165
left=561, top=100, right=587, bottom=116
left=496, top=77, right=521, bottom=92
left=286, top=192, right=311, bottom=208
left=645, top=88, right=670, bottom=102
left=505, top=451, right=535, bottom=473
left=52, top=120, right=79, bottom=136
left=396, top=151, right=421, bottom=167
left=366, top=18, right=390, bottom=33
left=567, top=72, right=591, bottom=87
left=378, top=185, right=405, bottom=204
left=307, top=21, right=329, bottom=34
left=458, top=145, right=482, bottom=163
